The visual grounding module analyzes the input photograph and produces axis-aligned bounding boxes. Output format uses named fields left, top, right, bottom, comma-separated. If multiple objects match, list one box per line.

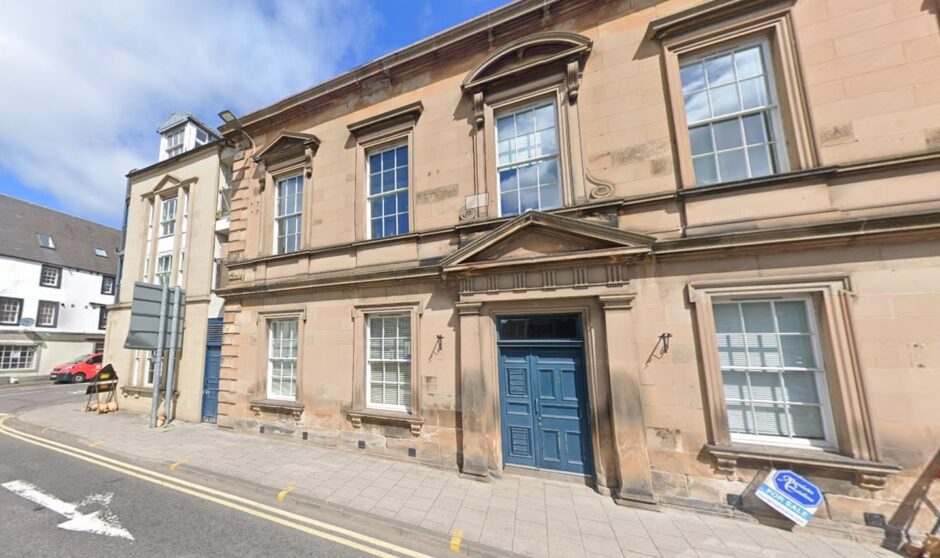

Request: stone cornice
left=647, top=0, right=792, bottom=41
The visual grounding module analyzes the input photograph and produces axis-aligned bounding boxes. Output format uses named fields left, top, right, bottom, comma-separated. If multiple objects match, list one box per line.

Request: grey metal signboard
left=124, top=282, right=184, bottom=350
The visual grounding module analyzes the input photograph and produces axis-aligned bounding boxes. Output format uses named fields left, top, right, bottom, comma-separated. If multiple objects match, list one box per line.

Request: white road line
left=1, top=480, right=134, bottom=540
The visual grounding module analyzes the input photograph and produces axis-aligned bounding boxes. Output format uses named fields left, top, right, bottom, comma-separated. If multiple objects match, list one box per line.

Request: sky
left=0, top=0, right=508, bottom=229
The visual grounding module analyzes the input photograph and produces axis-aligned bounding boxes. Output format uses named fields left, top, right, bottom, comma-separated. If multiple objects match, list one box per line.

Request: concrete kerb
left=5, top=413, right=519, bottom=558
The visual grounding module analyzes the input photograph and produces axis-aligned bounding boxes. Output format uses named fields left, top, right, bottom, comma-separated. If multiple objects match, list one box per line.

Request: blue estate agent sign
left=755, top=469, right=823, bottom=527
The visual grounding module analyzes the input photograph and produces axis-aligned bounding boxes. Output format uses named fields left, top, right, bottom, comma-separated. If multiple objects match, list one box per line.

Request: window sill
left=346, top=408, right=424, bottom=436
left=121, top=386, right=179, bottom=399
left=249, top=399, right=304, bottom=420
left=677, top=167, right=838, bottom=199
left=704, top=443, right=901, bottom=490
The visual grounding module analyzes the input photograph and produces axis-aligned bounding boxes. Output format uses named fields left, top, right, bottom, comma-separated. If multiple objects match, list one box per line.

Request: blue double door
left=498, top=316, right=593, bottom=476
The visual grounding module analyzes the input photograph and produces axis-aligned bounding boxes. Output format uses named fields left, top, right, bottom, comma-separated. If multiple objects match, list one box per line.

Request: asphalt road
left=0, top=383, right=443, bottom=558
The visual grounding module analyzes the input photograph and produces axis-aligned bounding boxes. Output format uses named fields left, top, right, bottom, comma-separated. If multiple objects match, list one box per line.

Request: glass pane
left=384, top=216, right=396, bottom=236
left=684, top=91, right=709, bottom=122
left=518, top=163, right=538, bottom=188
left=396, top=167, right=408, bottom=189
left=501, top=192, right=519, bottom=216
left=396, top=191, right=408, bottom=213
left=397, top=214, right=409, bottom=234
left=382, top=170, right=395, bottom=193
left=722, top=369, right=750, bottom=400
left=713, top=304, right=743, bottom=333
left=519, top=187, right=539, bottom=212
left=370, top=383, right=384, bottom=405
left=740, top=77, right=768, bottom=110
left=538, top=129, right=558, bottom=156
left=680, top=62, right=706, bottom=94
left=534, top=104, right=555, bottom=130
left=498, top=318, right=527, bottom=340
left=717, top=149, right=748, bottom=181
left=749, top=372, right=783, bottom=402
left=783, top=370, right=820, bottom=404
left=781, top=335, right=816, bottom=368
left=727, top=402, right=754, bottom=434
left=384, top=194, right=396, bottom=215
left=371, top=218, right=383, bottom=239
left=689, top=125, right=714, bottom=156
left=496, top=115, right=514, bottom=140
left=747, top=333, right=782, bottom=367
left=540, top=182, right=562, bottom=210
left=396, top=146, right=408, bottom=166
left=717, top=333, right=747, bottom=367
left=754, top=404, right=789, bottom=436
left=742, top=114, right=766, bottom=145
left=693, top=156, right=718, bottom=185
left=713, top=119, right=743, bottom=151
left=515, top=134, right=533, bottom=161
left=735, top=46, right=764, bottom=79
left=515, top=110, right=535, bottom=135
left=790, top=406, right=825, bottom=439
left=382, top=149, right=395, bottom=169
left=498, top=139, right=514, bottom=165
left=775, top=301, right=809, bottom=333
left=538, top=158, right=558, bottom=184
left=705, top=53, right=734, bottom=86
left=748, top=146, right=773, bottom=178
left=710, top=83, right=740, bottom=117
left=499, top=168, right=518, bottom=192
left=371, top=199, right=383, bottom=219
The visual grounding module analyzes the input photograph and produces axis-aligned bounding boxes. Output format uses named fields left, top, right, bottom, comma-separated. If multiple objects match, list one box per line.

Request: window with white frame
left=94, top=246, right=108, bottom=257
left=0, top=345, right=37, bottom=370
left=267, top=319, right=298, bottom=400
left=39, top=265, right=61, bottom=288
left=160, top=197, right=178, bottom=237
left=37, top=234, right=55, bottom=249
left=195, top=128, right=209, bottom=146
left=367, top=144, right=409, bottom=239
left=36, top=301, right=58, bottom=327
left=680, top=41, right=786, bottom=185
left=101, top=275, right=115, bottom=295
left=155, top=254, right=172, bottom=286
left=366, top=313, right=412, bottom=412
left=165, top=127, right=185, bottom=158
left=713, top=297, right=835, bottom=448
left=0, top=298, right=23, bottom=325
left=274, top=175, right=303, bottom=254
left=495, top=100, right=562, bottom=216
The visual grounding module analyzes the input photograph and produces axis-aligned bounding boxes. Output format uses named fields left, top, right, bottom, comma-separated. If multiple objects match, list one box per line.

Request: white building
left=0, top=194, right=120, bottom=383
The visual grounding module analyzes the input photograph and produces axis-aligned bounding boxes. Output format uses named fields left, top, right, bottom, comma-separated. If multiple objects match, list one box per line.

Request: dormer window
left=94, top=246, right=108, bottom=257
left=37, top=234, right=55, bottom=249
left=195, top=129, right=209, bottom=146
left=165, top=127, right=185, bottom=158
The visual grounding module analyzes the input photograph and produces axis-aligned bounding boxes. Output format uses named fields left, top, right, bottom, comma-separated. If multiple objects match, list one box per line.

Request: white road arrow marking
left=2, top=480, right=134, bottom=540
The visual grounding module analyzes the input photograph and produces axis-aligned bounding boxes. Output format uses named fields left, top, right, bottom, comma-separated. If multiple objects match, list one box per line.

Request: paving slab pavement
left=16, top=403, right=902, bottom=558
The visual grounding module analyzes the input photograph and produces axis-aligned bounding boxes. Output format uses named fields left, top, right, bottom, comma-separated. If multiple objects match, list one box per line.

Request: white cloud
left=0, top=0, right=377, bottom=225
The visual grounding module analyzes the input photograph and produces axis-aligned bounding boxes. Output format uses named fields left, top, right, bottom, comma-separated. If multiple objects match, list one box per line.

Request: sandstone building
left=214, top=0, right=940, bottom=545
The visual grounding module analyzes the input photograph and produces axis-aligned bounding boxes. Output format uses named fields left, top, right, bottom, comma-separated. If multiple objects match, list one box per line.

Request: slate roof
left=0, top=194, right=121, bottom=275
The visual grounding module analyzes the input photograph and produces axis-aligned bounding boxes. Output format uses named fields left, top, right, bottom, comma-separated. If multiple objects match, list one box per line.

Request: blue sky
left=0, top=0, right=508, bottom=229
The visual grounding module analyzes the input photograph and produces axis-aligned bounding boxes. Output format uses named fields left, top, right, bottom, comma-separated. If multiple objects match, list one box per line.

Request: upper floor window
left=681, top=41, right=786, bottom=186
left=101, top=275, right=115, bottom=295
left=94, top=246, right=108, bottom=257
left=37, top=234, right=55, bottom=249
left=367, top=144, right=409, bottom=239
left=160, top=196, right=177, bottom=237
left=0, top=297, right=23, bottom=325
left=195, top=129, right=209, bottom=146
left=39, top=265, right=62, bottom=288
left=36, top=300, right=58, bottom=328
left=714, top=297, right=835, bottom=448
left=155, top=254, right=172, bottom=286
left=275, top=175, right=303, bottom=254
left=165, top=127, right=185, bottom=158
left=495, top=100, right=562, bottom=216
left=97, top=306, right=108, bottom=330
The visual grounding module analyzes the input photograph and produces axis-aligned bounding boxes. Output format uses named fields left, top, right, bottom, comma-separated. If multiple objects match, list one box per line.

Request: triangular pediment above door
left=441, top=211, right=653, bottom=271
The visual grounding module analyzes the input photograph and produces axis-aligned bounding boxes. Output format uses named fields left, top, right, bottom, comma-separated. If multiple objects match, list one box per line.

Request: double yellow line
left=0, top=416, right=431, bottom=558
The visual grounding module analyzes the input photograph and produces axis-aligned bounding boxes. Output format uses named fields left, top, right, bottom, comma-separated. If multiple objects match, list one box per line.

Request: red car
left=50, top=353, right=104, bottom=383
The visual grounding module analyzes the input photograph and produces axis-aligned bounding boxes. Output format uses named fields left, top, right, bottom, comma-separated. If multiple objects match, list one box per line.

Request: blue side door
left=499, top=330, right=592, bottom=475
left=201, top=318, right=222, bottom=424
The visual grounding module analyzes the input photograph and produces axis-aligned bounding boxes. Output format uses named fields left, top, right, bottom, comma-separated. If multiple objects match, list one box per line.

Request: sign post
left=755, top=469, right=823, bottom=527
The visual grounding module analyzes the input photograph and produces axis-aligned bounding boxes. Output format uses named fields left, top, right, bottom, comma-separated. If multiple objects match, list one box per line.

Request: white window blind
left=714, top=298, right=835, bottom=447
left=366, top=314, right=411, bottom=412
left=268, top=319, right=298, bottom=400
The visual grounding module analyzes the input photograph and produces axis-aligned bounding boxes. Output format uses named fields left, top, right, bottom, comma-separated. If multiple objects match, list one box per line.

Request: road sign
left=755, top=469, right=823, bottom=527
left=124, top=282, right=184, bottom=349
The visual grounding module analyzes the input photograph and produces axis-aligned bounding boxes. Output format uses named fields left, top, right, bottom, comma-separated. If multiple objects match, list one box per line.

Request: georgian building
left=0, top=194, right=119, bottom=383
left=216, top=0, right=940, bottom=544
left=104, top=112, right=231, bottom=422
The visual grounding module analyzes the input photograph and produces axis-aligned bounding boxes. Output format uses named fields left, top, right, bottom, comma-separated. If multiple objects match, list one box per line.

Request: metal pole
left=163, top=287, right=182, bottom=425
left=149, top=284, right=169, bottom=427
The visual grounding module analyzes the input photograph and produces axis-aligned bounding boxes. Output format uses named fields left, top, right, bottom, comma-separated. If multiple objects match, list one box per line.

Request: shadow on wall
left=888, top=447, right=940, bottom=550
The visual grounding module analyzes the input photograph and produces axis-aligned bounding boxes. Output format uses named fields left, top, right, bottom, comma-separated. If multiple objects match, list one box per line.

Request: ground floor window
left=366, top=313, right=412, bottom=412
left=267, top=319, right=298, bottom=400
left=0, top=345, right=37, bottom=371
left=713, top=297, right=835, bottom=448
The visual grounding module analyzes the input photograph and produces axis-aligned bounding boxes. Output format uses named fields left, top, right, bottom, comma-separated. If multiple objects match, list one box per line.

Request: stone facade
left=216, top=0, right=940, bottom=547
